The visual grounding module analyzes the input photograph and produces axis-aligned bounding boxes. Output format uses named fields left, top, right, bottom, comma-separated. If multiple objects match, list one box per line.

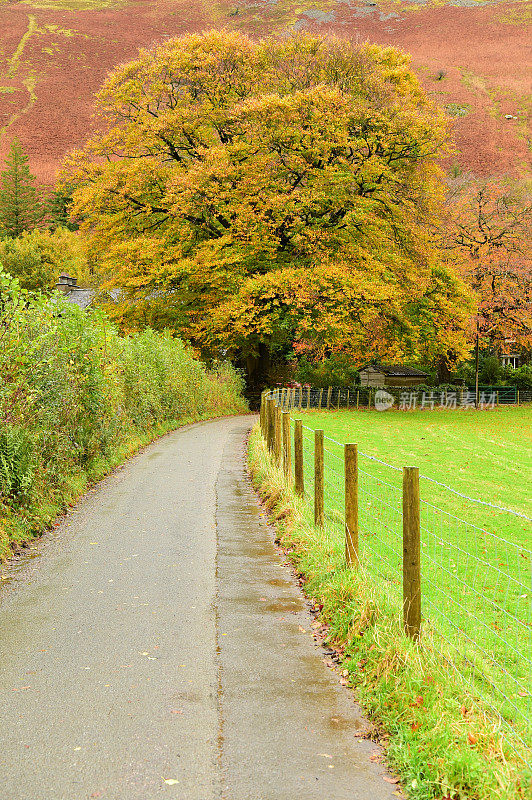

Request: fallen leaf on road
left=164, top=778, right=179, bottom=785
left=383, top=776, right=399, bottom=784
left=317, top=753, right=332, bottom=758
left=298, top=625, right=307, bottom=633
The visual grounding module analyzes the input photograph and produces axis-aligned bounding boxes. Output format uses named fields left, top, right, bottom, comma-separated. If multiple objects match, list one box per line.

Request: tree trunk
left=243, top=341, right=271, bottom=391
left=436, top=353, right=455, bottom=384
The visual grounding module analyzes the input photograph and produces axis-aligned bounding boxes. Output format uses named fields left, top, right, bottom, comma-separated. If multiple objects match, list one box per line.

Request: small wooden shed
left=359, top=364, right=429, bottom=388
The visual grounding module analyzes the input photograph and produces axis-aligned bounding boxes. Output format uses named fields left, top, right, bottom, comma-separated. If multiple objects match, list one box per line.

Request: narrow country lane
left=0, top=417, right=397, bottom=800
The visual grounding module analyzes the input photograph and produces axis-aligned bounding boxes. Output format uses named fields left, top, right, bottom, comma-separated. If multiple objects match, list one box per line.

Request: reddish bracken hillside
left=0, top=0, right=530, bottom=184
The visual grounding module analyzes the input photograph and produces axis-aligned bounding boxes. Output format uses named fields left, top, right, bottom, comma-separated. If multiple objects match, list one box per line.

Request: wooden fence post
left=517, top=389, right=520, bottom=406
left=262, top=392, right=269, bottom=437
left=345, top=444, right=359, bottom=567
left=403, top=466, right=421, bottom=640
left=274, top=405, right=282, bottom=465
left=356, top=390, right=359, bottom=411
left=270, top=397, right=277, bottom=453
left=314, top=429, right=324, bottom=527
left=307, top=386, right=311, bottom=410
left=259, top=391, right=265, bottom=436
left=326, top=386, right=332, bottom=410
left=347, top=389, right=350, bottom=410
left=294, top=419, right=304, bottom=497
left=298, top=386, right=302, bottom=412
left=267, top=396, right=275, bottom=452
left=282, top=411, right=291, bottom=479
left=319, top=388, right=323, bottom=410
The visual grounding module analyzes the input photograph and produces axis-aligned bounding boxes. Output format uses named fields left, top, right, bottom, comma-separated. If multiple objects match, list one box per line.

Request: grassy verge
left=248, top=424, right=531, bottom=800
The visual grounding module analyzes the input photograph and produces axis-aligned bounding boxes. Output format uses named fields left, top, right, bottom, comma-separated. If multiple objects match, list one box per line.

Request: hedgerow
left=0, top=269, right=247, bottom=558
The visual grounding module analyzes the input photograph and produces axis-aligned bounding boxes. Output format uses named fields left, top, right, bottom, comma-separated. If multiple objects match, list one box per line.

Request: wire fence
left=261, top=389, right=532, bottom=759
left=273, top=384, right=532, bottom=411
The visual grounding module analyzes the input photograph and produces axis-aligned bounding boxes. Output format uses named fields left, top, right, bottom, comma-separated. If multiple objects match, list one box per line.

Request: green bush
left=503, top=364, right=532, bottom=388
left=0, top=427, right=35, bottom=505
left=480, top=355, right=502, bottom=384
left=294, top=354, right=360, bottom=388
left=0, top=270, right=247, bottom=558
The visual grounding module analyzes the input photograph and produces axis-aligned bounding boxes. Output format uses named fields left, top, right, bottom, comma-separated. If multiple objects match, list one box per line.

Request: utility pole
left=475, top=318, right=480, bottom=409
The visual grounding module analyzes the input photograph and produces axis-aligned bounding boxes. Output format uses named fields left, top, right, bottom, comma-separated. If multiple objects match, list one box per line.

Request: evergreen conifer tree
left=0, top=138, right=43, bottom=237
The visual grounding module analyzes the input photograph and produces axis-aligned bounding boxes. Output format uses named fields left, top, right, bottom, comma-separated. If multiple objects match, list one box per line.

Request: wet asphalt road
left=0, top=416, right=397, bottom=800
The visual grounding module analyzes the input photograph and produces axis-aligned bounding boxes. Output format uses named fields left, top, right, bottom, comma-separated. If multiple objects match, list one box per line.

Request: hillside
left=0, top=0, right=530, bottom=184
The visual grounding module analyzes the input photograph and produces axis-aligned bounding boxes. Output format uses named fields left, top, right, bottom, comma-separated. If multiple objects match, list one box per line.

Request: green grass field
left=292, top=407, right=531, bottom=740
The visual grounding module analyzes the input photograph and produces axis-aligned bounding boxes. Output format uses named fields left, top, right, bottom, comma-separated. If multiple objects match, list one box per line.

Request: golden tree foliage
left=64, top=30, right=473, bottom=378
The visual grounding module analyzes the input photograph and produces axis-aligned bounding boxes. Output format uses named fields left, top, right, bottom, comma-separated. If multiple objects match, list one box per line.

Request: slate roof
left=59, top=287, right=122, bottom=309
left=361, top=364, right=429, bottom=377
left=62, top=287, right=96, bottom=310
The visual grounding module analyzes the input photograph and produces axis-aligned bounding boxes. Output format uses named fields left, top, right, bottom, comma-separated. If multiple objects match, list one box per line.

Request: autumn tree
left=444, top=179, right=531, bottom=346
left=64, top=31, right=472, bottom=386
left=441, top=178, right=532, bottom=389
left=0, top=138, right=44, bottom=238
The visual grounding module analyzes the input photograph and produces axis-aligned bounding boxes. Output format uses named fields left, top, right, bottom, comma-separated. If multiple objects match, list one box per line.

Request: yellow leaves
left=59, top=30, right=471, bottom=365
